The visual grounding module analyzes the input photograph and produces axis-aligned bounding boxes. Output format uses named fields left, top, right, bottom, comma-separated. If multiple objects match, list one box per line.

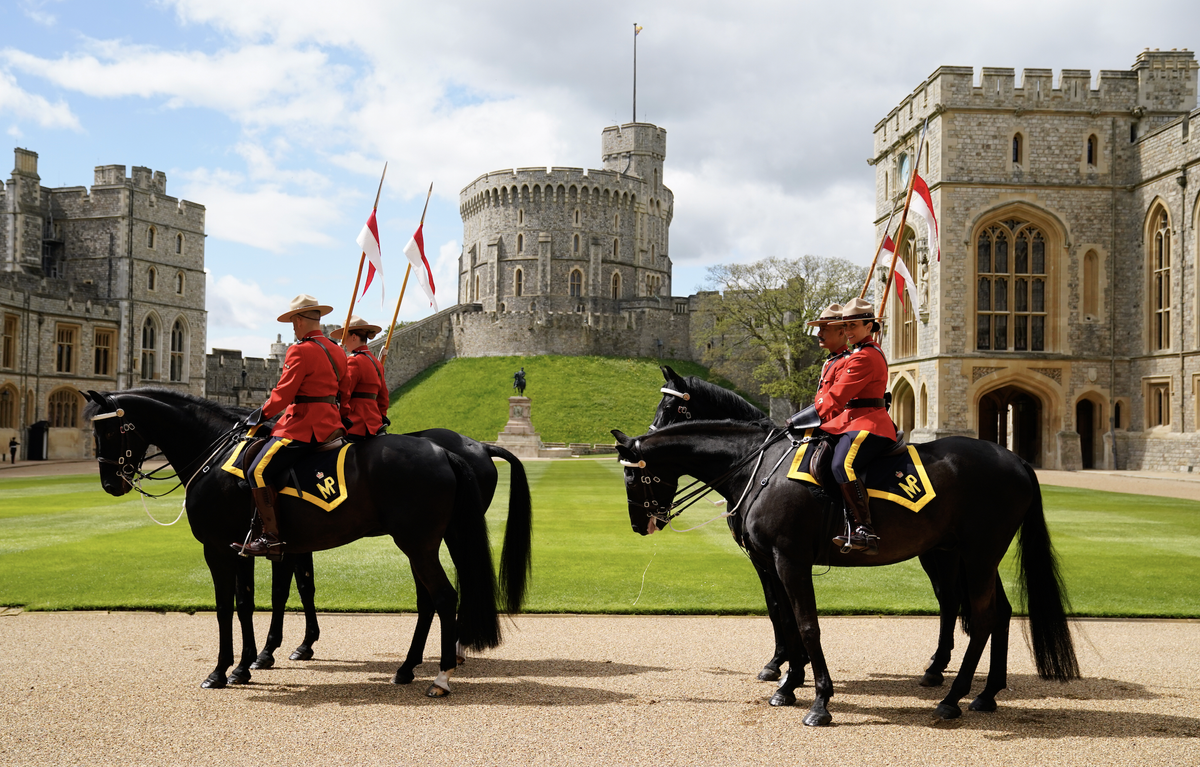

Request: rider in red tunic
left=817, top=297, right=897, bottom=555
left=331, top=315, right=390, bottom=440
left=235, top=294, right=351, bottom=558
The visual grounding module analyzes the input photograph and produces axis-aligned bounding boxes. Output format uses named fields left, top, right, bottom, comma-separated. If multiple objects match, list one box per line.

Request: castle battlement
left=459, top=163, right=668, bottom=219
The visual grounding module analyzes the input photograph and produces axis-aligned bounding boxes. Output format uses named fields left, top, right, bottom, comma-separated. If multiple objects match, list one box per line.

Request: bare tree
left=694, top=255, right=867, bottom=409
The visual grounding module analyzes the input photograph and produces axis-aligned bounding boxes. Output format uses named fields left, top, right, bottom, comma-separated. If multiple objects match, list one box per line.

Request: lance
left=341, top=163, right=388, bottom=348
left=381, top=182, right=434, bottom=363
left=876, top=116, right=930, bottom=325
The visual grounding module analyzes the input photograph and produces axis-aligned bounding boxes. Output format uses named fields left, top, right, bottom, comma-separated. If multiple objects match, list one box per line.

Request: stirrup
left=233, top=532, right=284, bottom=559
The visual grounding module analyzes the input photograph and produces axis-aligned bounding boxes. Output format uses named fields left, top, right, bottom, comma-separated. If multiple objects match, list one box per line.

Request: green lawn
left=0, top=465, right=1197, bottom=617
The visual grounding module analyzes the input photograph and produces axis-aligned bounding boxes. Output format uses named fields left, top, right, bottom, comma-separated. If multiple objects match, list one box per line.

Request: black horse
left=251, top=430, right=532, bottom=675
left=614, top=419, right=1078, bottom=725
left=85, top=388, right=530, bottom=697
left=651, top=366, right=967, bottom=688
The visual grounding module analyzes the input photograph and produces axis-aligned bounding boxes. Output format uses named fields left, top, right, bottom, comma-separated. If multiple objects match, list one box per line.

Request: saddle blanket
left=221, top=427, right=352, bottom=512
left=785, top=429, right=936, bottom=513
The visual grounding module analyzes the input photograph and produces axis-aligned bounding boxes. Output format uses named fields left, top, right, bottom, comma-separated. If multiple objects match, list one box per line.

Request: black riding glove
left=244, top=407, right=263, bottom=428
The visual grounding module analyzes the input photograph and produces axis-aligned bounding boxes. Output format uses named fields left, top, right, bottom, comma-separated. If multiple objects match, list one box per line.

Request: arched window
left=614, top=213, right=619, bottom=229
left=653, top=169, right=658, bottom=188
left=1086, top=135, right=1097, bottom=166
left=1083, top=250, right=1098, bottom=318
left=176, top=233, right=183, bottom=254
left=0, top=385, right=16, bottom=429
left=574, top=209, right=580, bottom=226
left=569, top=269, right=583, bottom=298
left=517, top=233, right=524, bottom=254
left=147, top=226, right=156, bottom=249
left=176, top=271, right=185, bottom=295
left=1150, top=207, right=1172, bottom=351
left=473, top=274, right=480, bottom=302
left=514, top=268, right=523, bottom=297
left=976, top=218, right=1047, bottom=351
left=919, top=384, right=928, bottom=428
left=613, top=239, right=619, bottom=258
left=48, top=389, right=79, bottom=428
left=141, top=316, right=158, bottom=380
left=1012, top=133, right=1023, bottom=165
left=147, top=266, right=157, bottom=292
left=611, top=272, right=621, bottom=300
left=573, top=234, right=580, bottom=254
left=169, top=320, right=186, bottom=382
left=518, top=208, right=524, bottom=226
left=893, top=227, right=918, bottom=359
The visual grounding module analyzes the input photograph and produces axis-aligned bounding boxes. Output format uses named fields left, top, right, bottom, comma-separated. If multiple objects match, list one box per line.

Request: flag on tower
left=356, top=209, right=384, bottom=305
left=404, top=224, right=437, bottom=312
left=909, top=172, right=940, bottom=261
left=882, top=233, right=920, bottom=310
left=635, top=25, right=643, bottom=35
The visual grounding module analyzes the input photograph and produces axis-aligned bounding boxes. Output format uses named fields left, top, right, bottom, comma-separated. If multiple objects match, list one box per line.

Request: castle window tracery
left=48, top=388, right=79, bottom=429
left=141, top=317, right=158, bottom=380
left=975, top=219, right=1047, bottom=352
left=147, top=226, right=156, bottom=249
left=55, top=324, right=77, bottom=374
left=147, top=266, right=157, bottom=291
left=94, top=329, right=113, bottom=377
left=892, top=228, right=918, bottom=359
left=569, top=269, right=583, bottom=298
left=514, top=268, right=523, bottom=297
left=170, top=320, right=186, bottom=382
left=1150, top=207, right=1172, bottom=351
left=611, top=272, right=621, bottom=300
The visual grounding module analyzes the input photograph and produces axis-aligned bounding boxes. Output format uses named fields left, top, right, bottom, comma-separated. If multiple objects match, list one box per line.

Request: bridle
left=649, top=386, right=692, bottom=431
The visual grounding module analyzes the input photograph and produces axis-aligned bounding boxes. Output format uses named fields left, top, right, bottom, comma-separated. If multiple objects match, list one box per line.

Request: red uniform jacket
left=815, top=339, right=897, bottom=440
left=263, top=330, right=351, bottom=442
left=340, top=346, right=390, bottom=437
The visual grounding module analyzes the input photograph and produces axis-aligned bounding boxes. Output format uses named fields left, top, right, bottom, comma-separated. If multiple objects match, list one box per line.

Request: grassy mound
left=385, top=355, right=745, bottom=445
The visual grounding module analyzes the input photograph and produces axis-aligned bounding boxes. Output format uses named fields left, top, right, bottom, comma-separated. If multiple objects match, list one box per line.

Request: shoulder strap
left=352, top=351, right=385, bottom=386
left=304, top=336, right=343, bottom=383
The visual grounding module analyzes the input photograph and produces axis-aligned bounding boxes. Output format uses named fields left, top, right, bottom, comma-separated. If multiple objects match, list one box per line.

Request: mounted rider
left=330, top=315, right=390, bottom=440
left=789, top=297, right=895, bottom=555
left=808, top=302, right=849, bottom=386
left=234, top=294, right=351, bottom=558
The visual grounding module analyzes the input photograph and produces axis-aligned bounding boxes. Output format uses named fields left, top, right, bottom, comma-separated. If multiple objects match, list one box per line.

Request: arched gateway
left=977, top=385, right=1042, bottom=467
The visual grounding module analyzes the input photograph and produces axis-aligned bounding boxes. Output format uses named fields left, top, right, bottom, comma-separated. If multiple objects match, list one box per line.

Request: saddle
left=803, top=429, right=907, bottom=493
left=227, top=430, right=353, bottom=512
left=788, top=428, right=935, bottom=513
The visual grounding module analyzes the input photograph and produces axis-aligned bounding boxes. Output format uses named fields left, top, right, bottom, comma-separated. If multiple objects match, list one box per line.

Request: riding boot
left=832, top=479, right=879, bottom=555
left=234, top=486, right=284, bottom=559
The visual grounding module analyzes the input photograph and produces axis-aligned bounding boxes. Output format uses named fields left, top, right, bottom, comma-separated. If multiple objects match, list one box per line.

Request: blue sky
left=2, top=0, right=1198, bottom=356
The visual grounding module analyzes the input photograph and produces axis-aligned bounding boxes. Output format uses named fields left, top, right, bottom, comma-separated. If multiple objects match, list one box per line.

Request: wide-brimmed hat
left=806, top=303, right=844, bottom=328
left=277, top=294, right=334, bottom=323
left=329, top=315, right=383, bottom=342
left=834, top=297, right=881, bottom=324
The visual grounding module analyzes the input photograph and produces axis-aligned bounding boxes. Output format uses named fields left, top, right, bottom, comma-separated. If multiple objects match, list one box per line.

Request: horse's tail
left=444, top=451, right=502, bottom=651
left=483, top=444, right=533, bottom=613
left=1016, top=462, right=1080, bottom=682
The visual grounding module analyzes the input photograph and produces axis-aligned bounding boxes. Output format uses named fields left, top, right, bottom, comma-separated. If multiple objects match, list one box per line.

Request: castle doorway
left=891, top=377, right=915, bottom=439
left=1075, top=397, right=1104, bottom=470
left=978, top=385, right=1042, bottom=466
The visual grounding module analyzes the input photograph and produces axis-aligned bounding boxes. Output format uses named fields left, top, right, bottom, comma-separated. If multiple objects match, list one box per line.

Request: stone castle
left=1, top=149, right=207, bottom=459
left=873, top=48, right=1200, bottom=471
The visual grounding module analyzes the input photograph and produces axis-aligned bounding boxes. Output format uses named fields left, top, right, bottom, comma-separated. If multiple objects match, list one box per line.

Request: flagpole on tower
left=632, top=23, right=641, bottom=122
left=381, top=183, right=434, bottom=362
left=342, top=163, right=388, bottom=348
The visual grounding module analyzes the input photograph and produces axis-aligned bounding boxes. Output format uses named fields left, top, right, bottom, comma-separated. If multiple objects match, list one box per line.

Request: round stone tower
left=458, top=122, right=673, bottom=315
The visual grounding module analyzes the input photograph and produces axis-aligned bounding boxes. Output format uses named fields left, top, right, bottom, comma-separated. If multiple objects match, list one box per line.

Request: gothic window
left=919, top=384, right=928, bottom=428
left=975, top=219, right=1047, bottom=352
left=613, top=239, right=619, bottom=258
left=0, top=385, right=15, bottom=429
left=614, top=214, right=619, bottom=229
left=517, top=234, right=524, bottom=254
left=1012, top=133, right=1023, bottom=165
left=55, top=325, right=77, bottom=374
left=518, top=208, right=524, bottom=226
left=892, top=228, right=918, bottom=359
left=176, top=233, right=184, bottom=254
left=1150, top=208, right=1171, bottom=351
left=573, top=234, right=580, bottom=254
left=48, top=389, right=80, bottom=428
left=1086, top=135, right=1097, bottom=166
left=147, top=267, right=157, bottom=291
left=94, top=329, right=113, bottom=376
left=2, top=314, right=16, bottom=369
left=1083, top=250, right=1099, bottom=318
left=1146, top=379, right=1171, bottom=427
left=473, top=274, right=480, bottom=302
left=141, top=316, right=158, bottom=380
left=147, top=227, right=156, bottom=249
left=569, top=269, right=583, bottom=298
left=611, top=272, right=621, bottom=300
left=170, top=320, right=186, bottom=382
left=514, top=268, right=523, bottom=297
left=176, top=271, right=185, bottom=295
left=574, top=209, right=580, bottom=226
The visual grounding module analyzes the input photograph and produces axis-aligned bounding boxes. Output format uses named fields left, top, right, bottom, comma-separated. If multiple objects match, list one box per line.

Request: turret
left=601, top=123, right=666, bottom=186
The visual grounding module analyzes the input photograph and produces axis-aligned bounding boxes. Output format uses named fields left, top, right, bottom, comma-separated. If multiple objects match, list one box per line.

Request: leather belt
left=294, top=395, right=337, bottom=405
left=350, top=392, right=377, bottom=399
left=846, top=398, right=886, bottom=408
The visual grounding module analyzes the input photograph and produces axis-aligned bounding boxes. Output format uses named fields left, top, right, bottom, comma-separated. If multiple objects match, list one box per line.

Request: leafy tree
left=694, top=255, right=868, bottom=410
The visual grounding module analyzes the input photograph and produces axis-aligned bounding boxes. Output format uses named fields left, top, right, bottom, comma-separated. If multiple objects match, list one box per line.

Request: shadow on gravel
left=272, top=656, right=671, bottom=679
left=835, top=672, right=1159, bottom=702
left=245, top=678, right=637, bottom=707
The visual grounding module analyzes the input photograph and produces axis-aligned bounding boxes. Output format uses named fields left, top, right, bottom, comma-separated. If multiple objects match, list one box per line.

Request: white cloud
left=0, top=71, right=80, bottom=130
left=205, top=271, right=289, bottom=330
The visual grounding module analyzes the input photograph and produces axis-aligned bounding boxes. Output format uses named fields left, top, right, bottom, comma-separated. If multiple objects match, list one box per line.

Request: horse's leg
left=754, top=563, right=788, bottom=682
left=918, top=550, right=961, bottom=687
left=200, top=544, right=238, bottom=689
left=251, top=556, right=293, bottom=669
left=935, top=568, right=999, bottom=720
left=761, top=564, right=809, bottom=690
left=969, top=577, right=1012, bottom=713
left=393, top=576, right=435, bottom=685
left=228, top=554, right=258, bottom=685
left=290, top=552, right=319, bottom=661
left=405, top=553, right=459, bottom=698
left=768, top=554, right=833, bottom=726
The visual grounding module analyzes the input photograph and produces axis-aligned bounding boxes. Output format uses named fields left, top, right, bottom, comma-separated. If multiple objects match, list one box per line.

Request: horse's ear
left=611, top=429, right=632, bottom=446
left=80, top=390, right=91, bottom=403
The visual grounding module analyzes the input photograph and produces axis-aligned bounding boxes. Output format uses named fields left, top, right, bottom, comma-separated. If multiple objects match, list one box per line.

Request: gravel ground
left=1, top=611, right=1197, bottom=766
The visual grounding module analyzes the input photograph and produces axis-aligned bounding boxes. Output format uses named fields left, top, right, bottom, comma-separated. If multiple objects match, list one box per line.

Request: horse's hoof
left=393, top=668, right=415, bottom=685
left=201, top=672, right=226, bottom=689
left=425, top=684, right=450, bottom=698
left=227, top=668, right=251, bottom=685
left=969, top=695, right=997, bottom=712
left=768, top=690, right=796, bottom=707
left=934, top=703, right=962, bottom=720
left=757, top=666, right=782, bottom=682
left=802, top=708, right=833, bottom=727
left=919, top=670, right=944, bottom=687
left=249, top=652, right=275, bottom=670
left=289, top=646, right=314, bottom=661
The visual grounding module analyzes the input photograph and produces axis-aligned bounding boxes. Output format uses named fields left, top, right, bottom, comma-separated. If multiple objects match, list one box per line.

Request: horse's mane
left=83, top=387, right=250, bottom=432
left=683, top=376, right=774, bottom=425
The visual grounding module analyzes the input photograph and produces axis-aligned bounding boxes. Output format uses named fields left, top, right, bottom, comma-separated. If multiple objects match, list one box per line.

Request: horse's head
left=650, top=366, right=694, bottom=432
left=612, top=429, right=678, bottom=536
left=82, top=390, right=150, bottom=497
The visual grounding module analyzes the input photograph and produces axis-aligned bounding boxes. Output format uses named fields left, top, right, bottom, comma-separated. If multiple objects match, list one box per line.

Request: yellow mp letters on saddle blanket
left=220, top=424, right=352, bottom=512
left=785, top=428, right=937, bottom=513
